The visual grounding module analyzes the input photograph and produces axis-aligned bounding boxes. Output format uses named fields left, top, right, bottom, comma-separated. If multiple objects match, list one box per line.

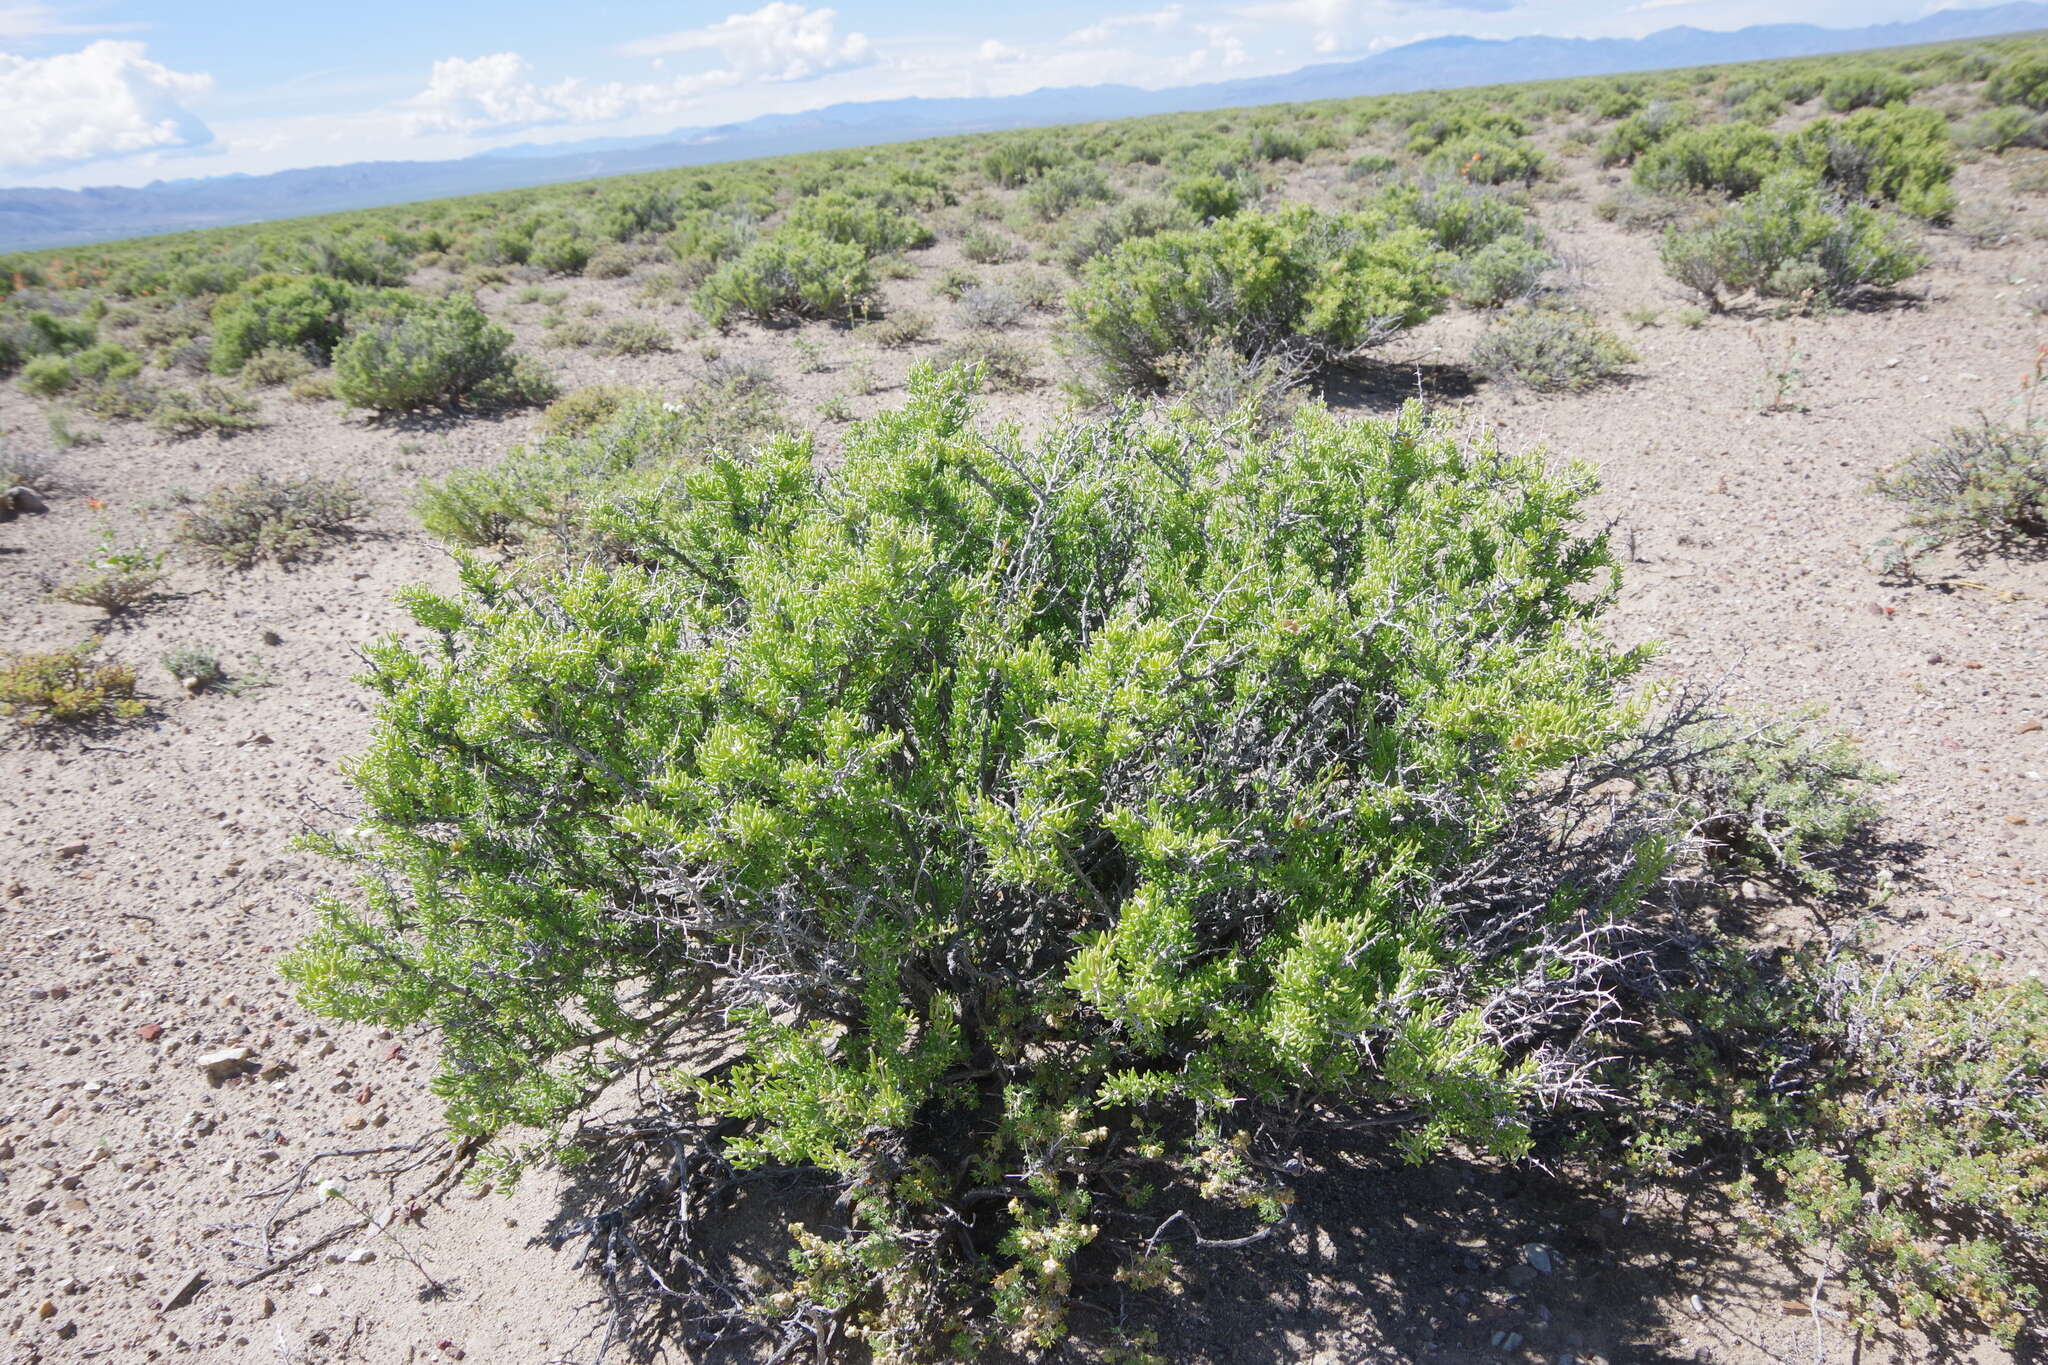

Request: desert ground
left=3, top=94, right=2046, bottom=1365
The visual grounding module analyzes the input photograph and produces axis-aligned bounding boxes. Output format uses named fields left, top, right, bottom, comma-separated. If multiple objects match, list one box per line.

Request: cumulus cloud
left=0, top=3, right=147, bottom=39
left=618, top=3, right=874, bottom=81
left=977, top=39, right=1023, bottom=62
left=403, top=52, right=643, bottom=135
left=0, top=40, right=213, bottom=173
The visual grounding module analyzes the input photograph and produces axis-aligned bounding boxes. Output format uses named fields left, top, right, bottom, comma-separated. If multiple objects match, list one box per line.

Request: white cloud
left=977, top=39, right=1023, bottom=62
left=1067, top=5, right=1186, bottom=45
left=618, top=3, right=874, bottom=81
left=0, top=40, right=212, bottom=173
left=403, top=52, right=648, bottom=135
left=0, top=3, right=147, bottom=39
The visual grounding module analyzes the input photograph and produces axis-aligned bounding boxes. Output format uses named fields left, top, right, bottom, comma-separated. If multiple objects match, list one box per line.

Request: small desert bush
left=593, top=320, right=673, bottom=357
left=49, top=537, right=165, bottom=615
left=238, top=345, right=315, bottom=386
left=1057, top=197, right=1190, bottom=273
left=1450, top=235, right=1554, bottom=308
left=866, top=311, right=933, bottom=349
left=1987, top=52, right=2048, bottom=110
left=1960, top=106, right=2048, bottom=152
left=161, top=646, right=229, bottom=693
left=1785, top=106, right=1957, bottom=222
left=1635, top=123, right=1783, bottom=197
left=1, top=640, right=143, bottom=732
left=954, top=284, right=1026, bottom=332
left=959, top=225, right=1020, bottom=264
left=538, top=384, right=654, bottom=440
left=335, top=294, right=550, bottom=413
left=1022, top=164, right=1116, bottom=221
left=1067, top=204, right=1447, bottom=389
left=1871, top=416, right=2048, bottom=568
left=150, top=382, right=264, bottom=438
left=982, top=138, right=1059, bottom=187
left=175, top=474, right=370, bottom=568
left=584, top=246, right=638, bottom=280
left=931, top=335, right=1035, bottom=390
left=786, top=192, right=935, bottom=255
left=1659, top=173, right=1926, bottom=309
left=1428, top=132, right=1544, bottom=185
left=1171, top=172, right=1250, bottom=221
left=1156, top=337, right=1307, bottom=435
left=211, top=275, right=359, bottom=374
left=694, top=230, right=877, bottom=327
left=1599, top=100, right=1691, bottom=167
left=1821, top=67, right=1913, bottom=112
left=1469, top=306, right=1638, bottom=392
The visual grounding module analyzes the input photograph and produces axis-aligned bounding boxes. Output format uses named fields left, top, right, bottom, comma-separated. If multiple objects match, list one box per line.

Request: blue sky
left=0, top=0, right=1989, bottom=188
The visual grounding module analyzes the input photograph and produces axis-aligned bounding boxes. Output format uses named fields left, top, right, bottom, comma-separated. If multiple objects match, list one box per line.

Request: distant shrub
left=531, top=229, right=594, bottom=276
left=1022, top=165, right=1116, bottom=221
left=1451, top=235, right=1554, bottom=309
left=1363, top=178, right=1529, bottom=254
left=1635, top=123, right=1783, bottom=197
left=1171, top=173, right=1248, bottom=221
left=0, top=639, right=143, bottom=733
left=299, top=235, right=411, bottom=287
left=238, top=345, right=314, bottom=386
left=931, top=334, right=1036, bottom=390
left=1659, top=173, right=1926, bottom=309
left=1821, top=68, right=1913, bottom=112
left=20, top=354, right=76, bottom=397
left=694, top=230, right=877, bottom=327
left=982, top=139, right=1059, bottom=187
left=1344, top=152, right=1398, bottom=180
left=1987, top=53, right=2048, bottom=110
left=955, top=284, right=1026, bottom=332
left=1067, top=205, right=1447, bottom=389
left=1960, top=106, right=2048, bottom=152
left=1786, top=107, right=1957, bottom=222
left=959, top=225, right=1020, bottom=264
left=1157, top=337, right=1307, bottom=436
left=1428, top=133, right=1544, bottom=185
left=1872, top=416, right=2047, bottom=568
left=1469, top=306, right=1637, bottom=392
left=150, top=382, right=264, bottom=438
left=335, top=294, right=548, bottom=412
left=1245, top=124, right=1311, bottom=162
left=1598, top=101, right=1689, bottom=167
left=585, top=245, right=637, bottom=279
left=867, top=311, right=934, bottom=348
left=211, top=275, right=359, bottom=374
left=176, top=474, right=369, bottom=568
left=787, top=192, right=936, bottom=255
left=593, top=319, right=673, bottom=356
left=538, top=385, right=654, bottom=440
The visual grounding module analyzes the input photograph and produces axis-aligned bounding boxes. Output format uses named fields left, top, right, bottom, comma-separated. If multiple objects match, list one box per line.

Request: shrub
left=1871, top=416, right=2047, bottom=567
left=335, top=294, right=544, bottom=413
left=286, top=370, right=1652, bottom=1353
left=1171, top=173, right=1248, bottom=221
left=585, top=246, right=638, bottom=280
left=1022, top=165, right=1116, bottom=221
left=1986, top=53, right=2048, bottom=110
left=593, top=320, right=673, bottom=357
left=1598, top=101, right=1690, bottom=167
left=786, top=192, right=935, bottom=255
left=20, top=354, right=75, bottom=397
left=982, top=139, right=1058, bottom=187
left=1067, top=205, right=1448, bottom=389
left=931, top=335, right=1035, bottom=390
left=1959, top=106, right=2048, bottom=152
left=175, top=474, right=369, bottom=568
left=150, top=382, right=264, bottom=438
left=210, top=275, right=359, bottom=374
left=238, top=345, right=314, bottom=386
left=694, top=230, right=877, bottom=327
left=1362, top=178, right=1530, bottom=254
left=867, top=311, right=933, bottom=349
left=531, top=229, right=594, bottom=276
left=1429, top=133, right=1544, bottom=186
left=1786, top=107, right=1957, bottom=222
left=1156, top=337, right=1307, bottom=436
left=1658, top=173, right=1926, bottom=309
left=955, top=284, right=1026, bottom=331
left=161, top=646, right=228, bottom=694
left=1451, top=235, right=1554, bottom=308
left=538, top=385, right=654, bottom=440
left=0, top=639, right=143, bottom=732
left=1469, top=306, right=1638, bottom=392
left=1821, top=68, right=1912, bottom=112
left=1634, top=123, right=1783, bottom=197
left=49, top=537, right=165, bottom=615
left=959, top=225, right=1020, bottom=264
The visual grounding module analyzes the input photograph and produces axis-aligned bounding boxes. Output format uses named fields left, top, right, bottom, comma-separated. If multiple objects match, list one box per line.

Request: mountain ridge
left=3, top=1, right=2043, bottom=252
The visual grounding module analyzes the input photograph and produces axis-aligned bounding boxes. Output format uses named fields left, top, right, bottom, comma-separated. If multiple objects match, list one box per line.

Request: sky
left=0, top=0, right=1996, bottom=189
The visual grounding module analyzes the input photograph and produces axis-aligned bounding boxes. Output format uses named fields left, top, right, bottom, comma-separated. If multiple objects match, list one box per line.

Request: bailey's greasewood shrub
left=1066, top=204, right=1448, bottom=388
left=693, top=229, right=877, bottom=327
left=290, top=366, right=2043, bottom=1357
left=210, top=274, right=360, bottom=374
left=333, top=293, right=552, bottom=413
left=1659, top=172, right=1925, bottom=309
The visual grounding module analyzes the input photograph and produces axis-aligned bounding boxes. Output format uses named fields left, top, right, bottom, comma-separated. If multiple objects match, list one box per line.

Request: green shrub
left=1469, top=306, right=1637, bottom=392
left=149, top=381, right=264, bottom=438
left=1986, top=53, right=2048, bottom=110
left=0, top=639, right=143, bottom=732
left=334, top=294, right=545, bottom=413
left=1067, top=205, right=1448, bottom=389
left=1598, top=101, right=1689, bottom=167
left=20, top=354, right=76, bottom=397
left=238, top=345, right=315, bottom=386
left=786, top=192, right=935, bottom=255
left=982, top=139, right=1058, bottom=187
left=1363, top=178, right=1529, bottom=254
left=210, top=274, right=359, bottom=374
left=1635, top=123, right=1783, bottom=197
left=694, top=230, right=877, bottom=327
left=1022, top=165, right=1116, bottom=222
left=1960, top=105, right=2048, bottom=152
left=531, top=229, right=594, bottom=276
left=175, top=474, right=369, bottom=567
left=1451, top=235, right=1554, bottom=308
left=931, top=335, right=1035, bottom=390
left=1871, top=416, right=2047, bottom=568
left=49, top=536, right=165, bottom=615
left=593, top=320, right=673, bottom=357
left=1821, top=68, right=1913, bottom=112
left=1787, top=107, right=1957, bottom=222
left=1057, top=197, right=1190, bottom=274
left=287, top=369, right=1650, bottom=1352
left=1658, top=173, right=1926, bottom=309
left=1428, top=133, right=1544, bottom=185
left=959, top=225, right=1020, bottom=264
left=538, top=384, right=653, bottom=440
left=1171, top=173, right=1248, bottom=221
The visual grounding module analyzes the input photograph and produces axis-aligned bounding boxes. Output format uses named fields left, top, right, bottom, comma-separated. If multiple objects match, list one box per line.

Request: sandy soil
left=2, top=133, right=2045, bottom=1365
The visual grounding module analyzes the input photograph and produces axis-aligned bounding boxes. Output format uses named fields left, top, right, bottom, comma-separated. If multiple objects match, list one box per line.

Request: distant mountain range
left=3, top=1, right=2043, bottom=252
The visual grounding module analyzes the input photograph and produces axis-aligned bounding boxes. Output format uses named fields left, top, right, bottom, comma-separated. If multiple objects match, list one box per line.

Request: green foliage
left=959, top=225, right=1020, bottom=264
left=1658, top=173, right=1926, bottom=309
left=210, top=274, right=360, bottom=374
left=1469, top=306, right=1638, bottom=392
left=334, top=294, right=546, bottom=413
left=1960, top=105, right=2048, bottom=152
left=982, top=139, right=1059, bottom=187
left=290, top=368, right=1644, bottom=1350
left=1635, top=123, right=1783, bottom=197
left=1171, top=174, right=1247, bottom=221
left=694, top=230, right=877, bottom=327
left=0, top=639, right=144, bottom=732
left=20, top=354, right=76, bottom=396
left=786, top=192, right=936, bottom=254
left=1021, top=165, right=1116, bottom=222
left=1427, top=132, right=1544, bottom=186
left=175, top=474, right=369, bottom=568
left=1059, top=197, right=1190, bottom=273
left=49, top=535, right=165, bottom=615
left=149, top=381, right=265, bottom=438
left=238, top=344, right=315, bottom=386
left=1821, top=68, right=1913, bottom=112
left=592, top=319, right=673, bottom=357
left=1067, top=205, right=1448, bottom=389
left=1450, top=235, right=1554, bottom=309
left=1598, top=101, right=1689, bottom=167
left=1871, top=415, right=2048, bottom=568
left=538, top=384, right=653, bottom=440
left=1787, top=107, right=1957, bottom=222
left=1987, top=53, right=2048, bottom=110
